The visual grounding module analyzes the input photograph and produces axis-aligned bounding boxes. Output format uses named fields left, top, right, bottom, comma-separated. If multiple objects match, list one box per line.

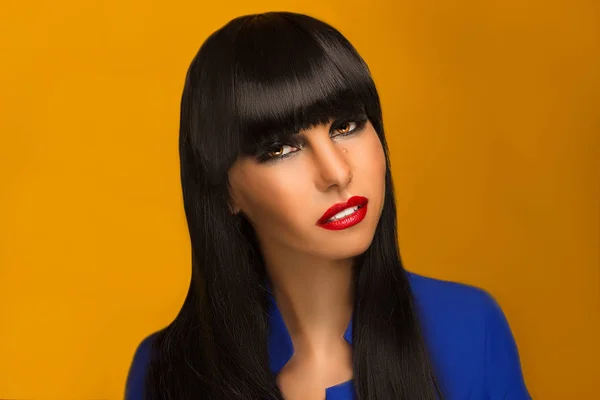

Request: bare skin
left=270, top=261, right=354, bottom=400
left=228, top=120, right=386, bottom=399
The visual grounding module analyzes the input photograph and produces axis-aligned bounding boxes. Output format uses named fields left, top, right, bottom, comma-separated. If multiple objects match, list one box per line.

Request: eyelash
left=257, top=119, right=368, bottom=163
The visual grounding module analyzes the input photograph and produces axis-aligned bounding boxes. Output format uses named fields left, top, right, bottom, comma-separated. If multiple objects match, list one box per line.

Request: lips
left=317, top=195, right=369, bottom=225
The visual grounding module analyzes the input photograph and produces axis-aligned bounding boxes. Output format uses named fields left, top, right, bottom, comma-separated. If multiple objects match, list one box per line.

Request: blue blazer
left=125, top=272, right=531, bottom=399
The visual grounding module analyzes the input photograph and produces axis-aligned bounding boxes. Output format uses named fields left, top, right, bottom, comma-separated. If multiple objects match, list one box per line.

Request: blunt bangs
left=232, top=12, right=382, bottom=156
left=180, top=12, right=382, bottom=186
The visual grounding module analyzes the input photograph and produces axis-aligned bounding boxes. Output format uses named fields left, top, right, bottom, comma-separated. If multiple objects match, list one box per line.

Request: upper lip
left=317, top=195, right=368, bottom=224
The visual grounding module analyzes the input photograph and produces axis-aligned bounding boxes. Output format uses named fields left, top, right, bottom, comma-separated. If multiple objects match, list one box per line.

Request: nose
left=313, top=141, right=353, bottom=192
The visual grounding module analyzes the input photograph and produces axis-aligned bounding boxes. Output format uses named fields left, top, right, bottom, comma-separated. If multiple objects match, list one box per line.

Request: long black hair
left=145, top=11, right=442, bottom=400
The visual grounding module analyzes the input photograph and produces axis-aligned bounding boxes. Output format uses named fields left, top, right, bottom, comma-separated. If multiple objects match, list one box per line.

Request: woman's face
left=228, top=119, right=386, bottom=261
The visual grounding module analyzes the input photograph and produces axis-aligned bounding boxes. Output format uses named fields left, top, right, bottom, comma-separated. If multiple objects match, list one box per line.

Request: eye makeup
left=255, top=114, right=368, bottom=163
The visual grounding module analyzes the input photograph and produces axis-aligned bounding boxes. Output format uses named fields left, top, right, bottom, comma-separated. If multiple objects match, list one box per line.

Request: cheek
left=238, top=166, right=311, bottom=230
left=354, top=132, right=386, bottom=183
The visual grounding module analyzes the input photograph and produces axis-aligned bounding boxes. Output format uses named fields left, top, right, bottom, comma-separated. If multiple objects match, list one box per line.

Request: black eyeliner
left=256, top=116, right=368, bottom=163
left=330, top=117, right=368, bottom=138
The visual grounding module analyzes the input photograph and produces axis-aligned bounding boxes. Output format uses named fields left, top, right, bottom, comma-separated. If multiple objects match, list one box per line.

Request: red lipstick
left=316, top=196, right=369, bottom=230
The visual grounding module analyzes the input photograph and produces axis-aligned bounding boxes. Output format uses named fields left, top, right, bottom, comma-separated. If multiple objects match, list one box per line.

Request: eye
left=267, top=143, right=297, bottom=158
left=335, top=121, right=357, bottom=135
left=255, top=140, right=302, bottom=163
left=332, top=119, right=368, bottom=137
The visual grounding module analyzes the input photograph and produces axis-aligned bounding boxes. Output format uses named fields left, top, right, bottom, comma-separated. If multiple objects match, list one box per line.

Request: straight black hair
left=144, top=11, right=442, bottom=399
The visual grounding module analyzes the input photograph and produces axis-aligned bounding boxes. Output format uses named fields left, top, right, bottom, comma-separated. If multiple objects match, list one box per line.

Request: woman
left=125, top=11, right=530, bottom=400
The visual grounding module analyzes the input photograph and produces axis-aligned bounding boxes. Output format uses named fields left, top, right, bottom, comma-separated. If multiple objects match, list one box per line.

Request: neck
left=264, top=249, right=355, bottom=356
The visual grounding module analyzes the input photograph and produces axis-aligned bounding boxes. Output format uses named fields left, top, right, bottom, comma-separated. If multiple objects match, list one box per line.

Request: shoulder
left=408, top=272, right=493, bottom=306
left=406, top=272, right=496, bottom=358
left=125, top=332, right=159, bottom=400
left=406, top=271, right=531, bottom=399
left=407, top=271, right=498, bottom=324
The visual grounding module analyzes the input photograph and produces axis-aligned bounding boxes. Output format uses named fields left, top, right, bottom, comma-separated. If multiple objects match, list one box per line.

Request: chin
left=319, top=235, right=375, bottom=261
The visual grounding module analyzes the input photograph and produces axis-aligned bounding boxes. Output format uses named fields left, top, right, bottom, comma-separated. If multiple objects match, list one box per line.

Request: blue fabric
left=125, top=272, right=531, bottom=399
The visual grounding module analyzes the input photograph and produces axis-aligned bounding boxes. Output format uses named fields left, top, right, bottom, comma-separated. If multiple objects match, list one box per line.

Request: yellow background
left=1, top=0, right=598, bottom=399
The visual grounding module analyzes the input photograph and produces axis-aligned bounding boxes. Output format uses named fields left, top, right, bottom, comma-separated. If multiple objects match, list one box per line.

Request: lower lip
left=317, top=204, right=368, bottom=231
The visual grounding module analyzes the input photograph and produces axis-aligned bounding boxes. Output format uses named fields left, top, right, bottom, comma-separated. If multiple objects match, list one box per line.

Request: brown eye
left=267, top=144, right=295, bottom=159
left=268, top=145, right=284, bottom=157
left=335, top=121, right=357, bottom=135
